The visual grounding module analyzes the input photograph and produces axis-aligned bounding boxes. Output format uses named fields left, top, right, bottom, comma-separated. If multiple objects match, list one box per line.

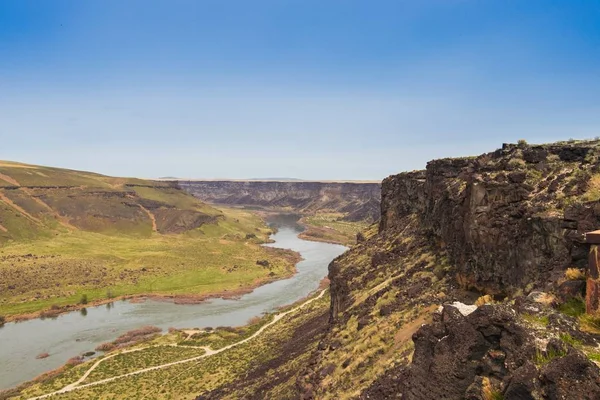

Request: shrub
left=582, top=174, right=600, bottom=202
left=559, top=333, right=582, bottom=347
left=95, top=342, right=115, bottom=352
left=79, top=294, right=88, bottom=305
left=580, top=314, right=600, bottom=333
left=559, top=297, right=585, bottom=317
left=66, top=356, right=84, bottom=366
left=565, top=268, right=586, bottom=281
left=0, top=315, right=5, bottom=325
left=508, top=158, right=526, bottom=169
left=534, top=346, right=567, bottom=366
left=517, top=139, right=528, bottom=146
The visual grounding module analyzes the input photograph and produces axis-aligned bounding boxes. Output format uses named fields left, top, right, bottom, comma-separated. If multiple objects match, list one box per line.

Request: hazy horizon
left=2, top=1, right=600, bottom=180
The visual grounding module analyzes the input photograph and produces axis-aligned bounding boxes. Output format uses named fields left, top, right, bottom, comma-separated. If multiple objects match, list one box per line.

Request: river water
left=0, top=214, right=347, bottom=390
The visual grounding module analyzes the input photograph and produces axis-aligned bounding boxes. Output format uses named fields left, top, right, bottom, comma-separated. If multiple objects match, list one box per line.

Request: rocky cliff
left=178, top=180, right=381, bottom=222
left=301, top=140, right=600, bottom=399
left=379, top=142, right=600, bottom=295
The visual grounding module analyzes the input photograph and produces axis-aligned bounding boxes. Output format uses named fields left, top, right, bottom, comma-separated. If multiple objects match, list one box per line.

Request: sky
left=1, top=1, right=600, bottom=180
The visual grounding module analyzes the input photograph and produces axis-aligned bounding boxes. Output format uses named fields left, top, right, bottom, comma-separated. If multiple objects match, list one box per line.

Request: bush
left=0, top=315, right=5, bottom=325
left=559, top=297, right=585, bottom=317
left=508, top=158, right=526, bottom=169
left=517, top=139, right=528, bottom=145
left=79, top=294, right=88, bottom=305
left=565, top=268, right=586, bottom=281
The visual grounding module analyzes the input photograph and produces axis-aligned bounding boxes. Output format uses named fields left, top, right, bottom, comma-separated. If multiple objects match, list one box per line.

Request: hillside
left=0, top=161, right=299, bottom=320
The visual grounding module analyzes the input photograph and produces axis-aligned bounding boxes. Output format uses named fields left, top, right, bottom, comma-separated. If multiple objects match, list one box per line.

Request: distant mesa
left=246, top=178, right=303, bottom=181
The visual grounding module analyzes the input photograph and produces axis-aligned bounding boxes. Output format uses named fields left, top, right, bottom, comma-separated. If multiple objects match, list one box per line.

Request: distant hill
left=246, top=178, right=304, bottom=181
left=0, top=160, right=221, bottom=243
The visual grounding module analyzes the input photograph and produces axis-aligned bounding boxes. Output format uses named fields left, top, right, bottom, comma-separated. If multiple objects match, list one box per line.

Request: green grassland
left=299, top=212, right=370, bottom=246
left=0, top=161, right=298, bottom=319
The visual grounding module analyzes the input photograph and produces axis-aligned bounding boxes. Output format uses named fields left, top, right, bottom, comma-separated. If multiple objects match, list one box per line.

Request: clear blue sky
left=1, top=1, right=599, bottom=180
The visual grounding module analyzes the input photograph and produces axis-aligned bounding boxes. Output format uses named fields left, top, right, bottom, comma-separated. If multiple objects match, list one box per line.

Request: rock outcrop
left=179, top=180, right=381, bottom=222
left=380, top=141, right=600, bottom=295
left=364, top=301, right=600, bottom=399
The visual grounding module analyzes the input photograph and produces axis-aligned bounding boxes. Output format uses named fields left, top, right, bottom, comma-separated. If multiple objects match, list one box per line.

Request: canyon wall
left=380, top=142, right=600, bottom=295
left=179, top=180, right=381, bottom=222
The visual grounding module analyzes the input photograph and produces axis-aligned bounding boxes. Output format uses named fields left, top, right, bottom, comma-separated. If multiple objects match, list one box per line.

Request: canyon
left=178, top=180, right=381, bottom=223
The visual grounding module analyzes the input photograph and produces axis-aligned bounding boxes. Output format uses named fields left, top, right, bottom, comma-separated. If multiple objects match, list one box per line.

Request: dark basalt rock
left=378, top=141, right=600, bottom=295
left=388, top=304, right=600, bottom=399
left=557, top=280, right=586, bottom=301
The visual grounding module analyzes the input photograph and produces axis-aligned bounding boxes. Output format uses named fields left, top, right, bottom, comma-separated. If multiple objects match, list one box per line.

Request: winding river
left=0, top=214, right=347, bottom=390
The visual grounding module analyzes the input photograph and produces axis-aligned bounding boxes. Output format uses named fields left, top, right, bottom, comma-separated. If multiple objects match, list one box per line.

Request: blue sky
left=1, top=1, right=599, bottom=180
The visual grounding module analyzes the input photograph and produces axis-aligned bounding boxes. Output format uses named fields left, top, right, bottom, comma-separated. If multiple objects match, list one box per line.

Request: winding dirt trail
left=27, top=289, right=327, bottom=400
left=137, top=204, right=158, bottom=232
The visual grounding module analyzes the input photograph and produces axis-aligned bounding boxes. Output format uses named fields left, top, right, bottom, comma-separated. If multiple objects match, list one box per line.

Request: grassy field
left=0, top=161, right=300, bottom=320
left=0, top=206, right=298, bottom=319
left=299, top=212, right=370, bottom=246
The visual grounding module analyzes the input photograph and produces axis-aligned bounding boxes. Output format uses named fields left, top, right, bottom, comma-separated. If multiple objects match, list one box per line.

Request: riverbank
left=297, top=214, right=370, bottom=246
left=0, top=208, right=300, bottom=322
left=245, top=208, right=368, bottom=246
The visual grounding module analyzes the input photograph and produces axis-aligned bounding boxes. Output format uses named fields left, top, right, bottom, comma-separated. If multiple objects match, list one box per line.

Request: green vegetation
left=588, top=352, right=600, bottom=362
left=558, top=297, right=586, bottom=317
left=13, top=291, right=331, bottom=400
left=179, top=314, right=274, bottom=349
left=0, top=161, right=299, bottom=319
left=84, top=346, right=207, bottom=383
left=522, top=313, right=549, bottom=327
left=559, top=333, right=582, bottom=347
left=534, top=347, right=567, bottom=366
left=300, top=212, right=369, bottom=245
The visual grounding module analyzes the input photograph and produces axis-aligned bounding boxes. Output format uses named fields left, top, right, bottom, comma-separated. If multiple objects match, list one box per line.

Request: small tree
left=79, top=294, right=88, bottom=305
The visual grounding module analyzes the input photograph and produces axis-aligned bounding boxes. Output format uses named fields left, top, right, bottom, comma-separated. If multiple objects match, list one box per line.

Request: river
left=0, top=214, right=347, bottom=390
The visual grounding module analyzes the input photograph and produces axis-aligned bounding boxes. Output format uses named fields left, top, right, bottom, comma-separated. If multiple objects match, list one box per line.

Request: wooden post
left=585, top=230, right=600, bottom=314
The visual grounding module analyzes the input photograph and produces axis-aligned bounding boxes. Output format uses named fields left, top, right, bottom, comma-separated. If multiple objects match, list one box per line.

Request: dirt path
left=27, top=289, right=328, bottom=400
left=137, top=204, right=158, bottom=232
